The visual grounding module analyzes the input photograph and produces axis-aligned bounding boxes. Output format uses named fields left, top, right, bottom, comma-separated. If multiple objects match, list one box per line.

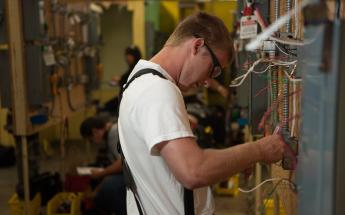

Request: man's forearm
left=100, top=160, right=122, bottom=177
left=195, top=142, right=261, bottom=186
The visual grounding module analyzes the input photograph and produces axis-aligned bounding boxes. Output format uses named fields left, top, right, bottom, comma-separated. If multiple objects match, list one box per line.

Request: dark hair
left=125, top=45, right=142, bottom=64
left=80, top=117, right=106, bottom=138
left=166, top=12, right=232, bottom=56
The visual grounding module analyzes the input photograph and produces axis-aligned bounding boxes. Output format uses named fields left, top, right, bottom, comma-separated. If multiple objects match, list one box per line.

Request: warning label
left=240, top=16, right=258, bottom=39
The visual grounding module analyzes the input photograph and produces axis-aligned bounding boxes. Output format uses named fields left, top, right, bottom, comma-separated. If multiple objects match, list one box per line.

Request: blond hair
left=165, top=12, right=233, bottom=56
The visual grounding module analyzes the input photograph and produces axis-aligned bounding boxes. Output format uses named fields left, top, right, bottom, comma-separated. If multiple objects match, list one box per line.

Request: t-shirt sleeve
left=133, top=80, right=195, bottom=155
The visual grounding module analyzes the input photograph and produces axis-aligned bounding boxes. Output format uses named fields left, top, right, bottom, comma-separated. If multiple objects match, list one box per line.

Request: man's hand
left=256, top=134, right=285, bottom=164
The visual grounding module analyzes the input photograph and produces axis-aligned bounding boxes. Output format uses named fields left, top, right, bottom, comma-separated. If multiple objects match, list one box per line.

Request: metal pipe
left=275, top=0, right=280, bottom=21
left=282, top=75, right=289, bottom=130
left=21, top=136, right=30, bottom=215
left=270, top=52, right=278, bottom=126
left=286, top=0, right=292, bottom=33
left=283, top=0, right=291, bottom=130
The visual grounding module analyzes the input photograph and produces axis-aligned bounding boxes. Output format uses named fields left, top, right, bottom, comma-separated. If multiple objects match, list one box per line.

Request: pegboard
left=0, top=0, right=101, bottom=135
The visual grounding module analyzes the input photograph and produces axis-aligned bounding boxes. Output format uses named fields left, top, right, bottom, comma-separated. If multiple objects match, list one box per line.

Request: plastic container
left=8, top=192, right=41, bottom=215
left=47, top=192, right=83, bottom=215
left=264, top=198, right=286, bottom=215
left=214, top=174, right=239, bottom=196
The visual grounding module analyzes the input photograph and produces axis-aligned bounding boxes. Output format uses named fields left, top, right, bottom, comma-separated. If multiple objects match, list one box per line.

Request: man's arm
left=91, top=160, right=122, bottom=179
left=157, top=134, right=284, bottom=189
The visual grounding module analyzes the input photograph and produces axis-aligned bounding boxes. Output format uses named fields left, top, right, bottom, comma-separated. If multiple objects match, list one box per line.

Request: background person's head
left=125, top=45, right=142, bottom=69
left=80, top=117, right=107, bottom=144
left=165, top=12, right=233, bottom=91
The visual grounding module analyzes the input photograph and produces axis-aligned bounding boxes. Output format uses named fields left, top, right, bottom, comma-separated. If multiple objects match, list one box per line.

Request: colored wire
left=238, top=178, right=295, bottom=193
left=258, top=89, right=301, bottom=129
left=282, top=64, right=301, bottom=82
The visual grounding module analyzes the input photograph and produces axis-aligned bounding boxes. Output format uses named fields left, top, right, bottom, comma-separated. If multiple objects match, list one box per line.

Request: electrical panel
left=84, top=55, right=99, bottom=92
left=26, top=44, right=52, bottom=106
left=87, top=13, right=99, bottom=45
left=0, top=51, right=11, bottom=107
left=231, top=0, right=306, bottom=214
left=22, top=0, right=44, bottom=41
left=0, top=0, right=7, bottom=43
left=232, top=0, right=344, bottom=214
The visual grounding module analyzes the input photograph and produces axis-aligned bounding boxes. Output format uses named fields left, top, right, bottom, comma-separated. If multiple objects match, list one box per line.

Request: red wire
left=258, top=89, right=302, bottom=130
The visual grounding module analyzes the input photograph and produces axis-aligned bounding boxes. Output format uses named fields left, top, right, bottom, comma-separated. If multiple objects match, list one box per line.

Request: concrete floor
left=0, top=165, right=17, bottom=215
left=0, top=166, right=251, bottom=215
left=0, top=141, right=251, bottom=215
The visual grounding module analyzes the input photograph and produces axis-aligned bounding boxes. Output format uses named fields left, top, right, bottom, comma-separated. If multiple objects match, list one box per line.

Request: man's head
left=125, top=45, right=142, bottom=68
left=165, top=12, right=233, bottom=91
left=80, top=117, right=107, bottom=144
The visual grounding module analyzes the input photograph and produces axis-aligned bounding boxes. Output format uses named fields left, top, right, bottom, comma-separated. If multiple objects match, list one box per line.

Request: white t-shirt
left=118, top=60, right=215, bottom=215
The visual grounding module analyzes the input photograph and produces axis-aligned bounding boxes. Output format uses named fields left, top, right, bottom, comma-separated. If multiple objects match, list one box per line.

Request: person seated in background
left=80, top=117, right=126, bottom=215
left=101, top=46, right=142, bottom=115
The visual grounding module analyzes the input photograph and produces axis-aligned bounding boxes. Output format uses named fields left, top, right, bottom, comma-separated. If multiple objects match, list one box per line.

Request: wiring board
left=231, top=0, right=306, bottom=214
left=233, top=0, right=344, bottom=214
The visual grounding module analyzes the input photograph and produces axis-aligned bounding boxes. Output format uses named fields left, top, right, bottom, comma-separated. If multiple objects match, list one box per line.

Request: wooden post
left=255, top=163, right=262, bottom=215
left=6, top=0, right=30, bottom=213
left=21, top=136, right=30, bottom=215
left=274, top=192, right=280, bottom=215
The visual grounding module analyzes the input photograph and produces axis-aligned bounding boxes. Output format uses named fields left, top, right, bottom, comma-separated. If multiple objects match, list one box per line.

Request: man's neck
left=150, top=45, right=187, bottom=84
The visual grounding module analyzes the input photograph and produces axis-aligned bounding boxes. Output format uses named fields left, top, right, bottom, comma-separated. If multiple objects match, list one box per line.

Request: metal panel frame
left=297, top=2, right=343, bottom=215
left=335, top=19, right=345, bottom=215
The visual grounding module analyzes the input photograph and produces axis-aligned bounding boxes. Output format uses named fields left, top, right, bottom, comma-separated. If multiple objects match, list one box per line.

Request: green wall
left=99, top=6, right=133, bottom=89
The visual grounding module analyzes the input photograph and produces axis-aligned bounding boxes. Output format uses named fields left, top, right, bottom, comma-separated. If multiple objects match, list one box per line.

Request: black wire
left=260, top=179, right=284, bottom=214
left=260, top=179, right=297, bottom=214
left=276, top=42, right=298, bottom=57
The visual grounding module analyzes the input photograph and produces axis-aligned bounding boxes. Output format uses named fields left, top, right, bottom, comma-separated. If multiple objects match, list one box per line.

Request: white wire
left=272, top=60, right=298, bottom=66
left=291, top=81, right=297, bottom=137
left=230, top=59, right=265, bottom=87
left=274, top=42, right=292, bottom=56
left=282, top=65, right=302, bottom=82
left=269, top=36, right=305, bottom=46
left=230, top=60, right=299, bottom=87
left=290, top=63, right=297, bottom=76
left=238, top=178, right=295, bottom=193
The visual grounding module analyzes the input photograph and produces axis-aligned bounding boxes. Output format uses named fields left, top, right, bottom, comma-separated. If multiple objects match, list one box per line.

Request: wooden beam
left=6, top=1, right=30, bottom=214
left=6, top=0, right=28, bottom=135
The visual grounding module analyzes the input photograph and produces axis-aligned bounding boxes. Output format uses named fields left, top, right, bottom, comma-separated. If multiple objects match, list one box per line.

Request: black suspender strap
left=184, top=188, right=195, bottom=215
left=118, top=68, right=195, bottom=215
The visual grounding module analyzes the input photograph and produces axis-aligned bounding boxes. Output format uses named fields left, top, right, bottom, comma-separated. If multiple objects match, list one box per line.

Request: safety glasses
left=203, top=43, right=222, bottom=78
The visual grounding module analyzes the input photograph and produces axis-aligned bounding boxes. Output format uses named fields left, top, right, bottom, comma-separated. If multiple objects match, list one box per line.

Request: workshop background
left=0, top=0, right=344, bottom=215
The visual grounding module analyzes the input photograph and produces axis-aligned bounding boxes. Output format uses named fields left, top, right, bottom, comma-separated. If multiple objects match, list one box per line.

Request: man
left=118, top=12, right=285, bottom=215
left=80, top=117, right=126, bottom=215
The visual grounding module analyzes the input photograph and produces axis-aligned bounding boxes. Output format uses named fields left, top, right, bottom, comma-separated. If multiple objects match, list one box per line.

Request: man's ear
left=192, top=38, right=204, bottom=55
